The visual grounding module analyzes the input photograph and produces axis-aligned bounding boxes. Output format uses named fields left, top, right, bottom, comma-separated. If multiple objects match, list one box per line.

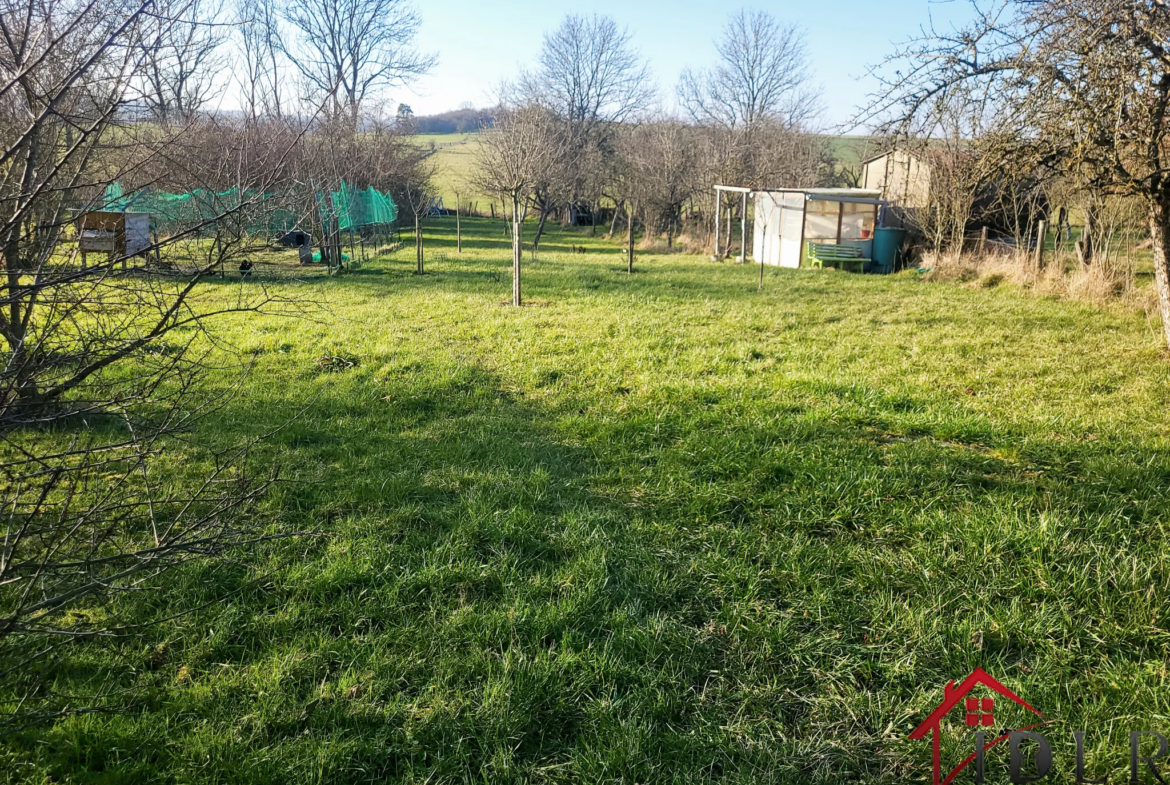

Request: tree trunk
left=532, top=206, right=551, bottom=252
left=2, top=224, right=39, bottom=415
left=1077, top=201, right=1097, bottom=268
left=1149, top=199, right=1170, bottom=349
left=609, top=201, right=623, bottom=240
left=415, top=215, right=423, bottom=274
left=627, top=203, right=635, bottom=274
left=512, top=198, right=522, bottom=306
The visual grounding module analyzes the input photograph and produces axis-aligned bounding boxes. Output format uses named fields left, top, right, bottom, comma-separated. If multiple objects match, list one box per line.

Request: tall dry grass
left=922, top=241, right=1157, bottom=316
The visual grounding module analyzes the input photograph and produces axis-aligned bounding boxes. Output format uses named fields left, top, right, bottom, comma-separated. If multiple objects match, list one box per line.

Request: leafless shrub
left=0, top=0, right=334, bottom=726
left=863, top=0, right=1170, bottom=347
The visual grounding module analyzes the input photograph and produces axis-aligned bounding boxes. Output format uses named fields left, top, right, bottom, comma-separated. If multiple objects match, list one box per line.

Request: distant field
left=409, top=133, right=493, bottom=210
left=411, top=132, right=885, bottom=208
left=825, top=134, right=881, bottom=169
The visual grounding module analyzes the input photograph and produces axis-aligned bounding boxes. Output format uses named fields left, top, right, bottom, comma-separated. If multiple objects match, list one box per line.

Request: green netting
left=101, top=181, right=397, bottom=236
left=317, top=182, right=398, bottom=231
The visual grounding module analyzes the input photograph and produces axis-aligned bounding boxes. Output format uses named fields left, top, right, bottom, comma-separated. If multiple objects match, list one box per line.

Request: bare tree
left=611, top=124, right=642, bottom=273
left=473, top=106, right=564, bottom=306
left=679, top=9, right=820, bottom=131
left=864, top=0, right=1170, bottom=347
left=623, top=119, right=699, bottom=251
left=399, top=156, right=436, bottom=275
left=518, top=14, right=652, bottom=139
left=677, top=9, right=826, bottom=252
left=235, top=0, right=285, bottom=120
left=513, top=14, right=653, bottom=248
left=0, top=0, right=317, bottom=725
left=281, top=0, right=433, bottom=121
left=140, top=0, right=229, bottom=125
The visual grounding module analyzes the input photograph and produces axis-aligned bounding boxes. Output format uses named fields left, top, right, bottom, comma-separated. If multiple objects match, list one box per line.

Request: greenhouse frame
left=751, top=188, right=886, bottom=269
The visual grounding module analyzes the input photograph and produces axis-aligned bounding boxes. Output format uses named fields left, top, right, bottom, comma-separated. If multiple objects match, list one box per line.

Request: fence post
left=979, top=226, right=988, bottom=258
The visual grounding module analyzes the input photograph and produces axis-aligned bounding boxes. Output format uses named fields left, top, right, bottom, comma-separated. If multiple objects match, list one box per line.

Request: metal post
left=740, top=191, right=748, bottom=262
left=725, top=204, right=732, bottom=260
left=713, top=188, right=722, bottom=260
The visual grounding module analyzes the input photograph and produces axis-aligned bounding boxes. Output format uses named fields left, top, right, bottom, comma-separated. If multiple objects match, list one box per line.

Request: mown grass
left=3, top=218, right=1170, bottom=784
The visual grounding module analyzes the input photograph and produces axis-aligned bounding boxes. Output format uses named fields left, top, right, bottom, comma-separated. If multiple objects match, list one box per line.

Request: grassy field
left=413, top=132, right=884, bottom=209
left=410, top=133, right=492, bottom=210
left=823, top=135, right=881, bottom=171
left=4, top=218, right=1170, bottom=783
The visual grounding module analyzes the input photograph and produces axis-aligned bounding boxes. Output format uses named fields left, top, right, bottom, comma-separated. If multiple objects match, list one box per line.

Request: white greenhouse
left=752, top=188, right=885, bottom=269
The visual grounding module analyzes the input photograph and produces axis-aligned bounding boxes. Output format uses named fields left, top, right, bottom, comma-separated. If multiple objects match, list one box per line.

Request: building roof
left=753, top=187, right=883, bottom=199
left=861, top=149, right=913, bottom=166
left=713, top=186, right=885, bottom=204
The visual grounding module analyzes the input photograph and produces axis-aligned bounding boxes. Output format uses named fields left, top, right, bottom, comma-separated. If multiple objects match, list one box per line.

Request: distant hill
left=413, top=107, right=495, bottom=135
left=824, top=135, right=884, bottom=168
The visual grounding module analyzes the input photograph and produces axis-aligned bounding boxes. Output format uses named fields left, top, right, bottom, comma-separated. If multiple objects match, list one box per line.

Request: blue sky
left=401, top=0, right=977, bottom=130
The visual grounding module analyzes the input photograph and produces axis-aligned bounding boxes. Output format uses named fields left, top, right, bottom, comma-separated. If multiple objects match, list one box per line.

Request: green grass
left=822, top=135, right=881, bottom=170
left=416, top=132, right=886, bottom=210
left=409, top=133, right=492, bottom=210
left=4, top=218, right=1170, bottom=783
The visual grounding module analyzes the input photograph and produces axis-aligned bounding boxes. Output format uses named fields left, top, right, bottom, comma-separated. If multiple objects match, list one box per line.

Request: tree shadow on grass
left=14, top=332, right=1170, bottom=784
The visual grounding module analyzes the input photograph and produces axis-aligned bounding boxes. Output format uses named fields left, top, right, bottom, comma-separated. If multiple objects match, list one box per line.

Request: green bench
left=806, top=242, right=870, bottom=272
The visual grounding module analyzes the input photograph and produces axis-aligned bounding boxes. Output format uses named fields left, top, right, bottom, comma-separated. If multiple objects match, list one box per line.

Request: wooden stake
left=415, top=214, right=423, bottom=274
left=979, top=225, right=988, bottom=258
left=1127, top=227, right=1134, bottom=291
left=1035, top=220, right=1047, bottom=270
left=627, top=202, right=635, bottom=274
left=512, top=200, right=522, bottom=306
left=456, top=192, right=462, bottom=254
